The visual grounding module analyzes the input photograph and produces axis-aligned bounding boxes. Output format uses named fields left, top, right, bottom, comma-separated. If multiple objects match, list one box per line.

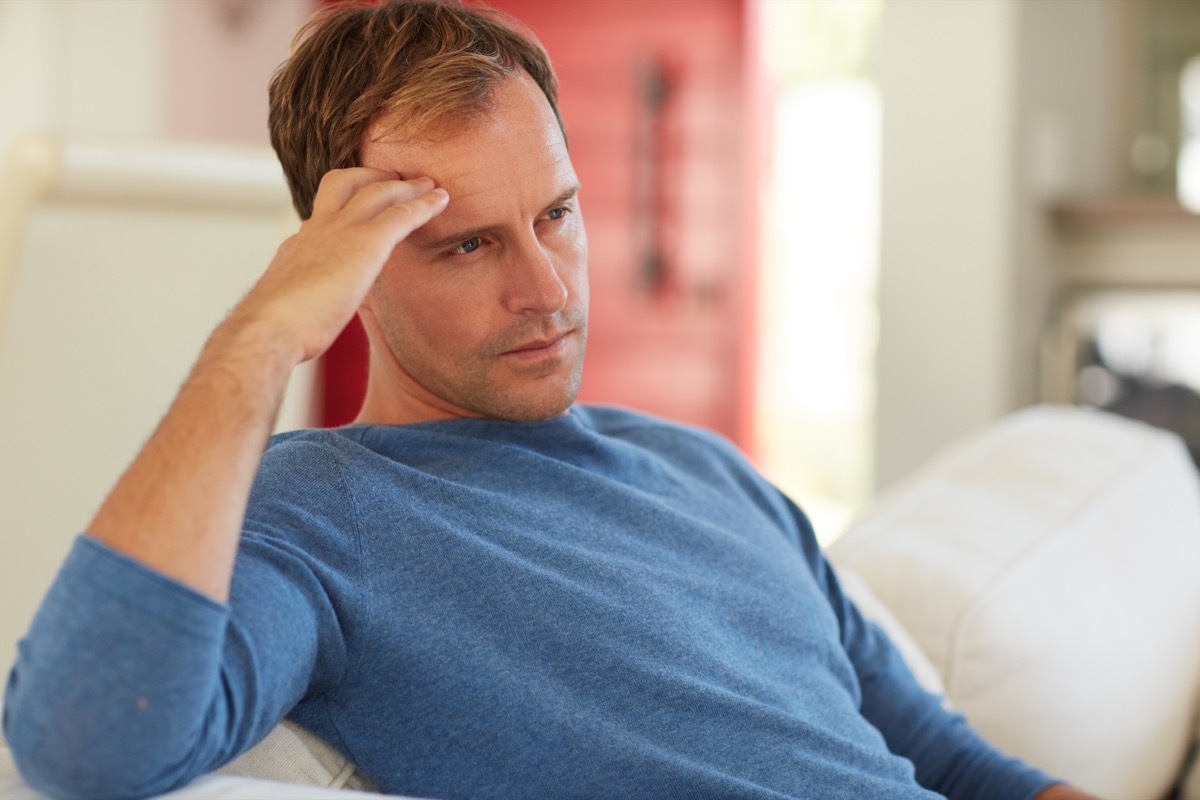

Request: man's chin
left=484, top=391, right=579, bottom=424
left=472, top=374, right=582, bottom=423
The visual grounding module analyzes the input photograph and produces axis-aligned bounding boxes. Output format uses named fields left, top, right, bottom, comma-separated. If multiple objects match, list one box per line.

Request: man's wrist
left=202, top=309, right=309, bottom=383
left=1034, top=783, right=1100, bottom=800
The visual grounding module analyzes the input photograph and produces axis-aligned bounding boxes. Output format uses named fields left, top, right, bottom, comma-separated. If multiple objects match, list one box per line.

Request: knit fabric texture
left=4, top=406, right=1055, bottom=800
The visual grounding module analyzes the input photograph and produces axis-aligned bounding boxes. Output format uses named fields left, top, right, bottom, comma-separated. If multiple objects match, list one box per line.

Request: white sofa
left=830, top=405, right=1200, bottom=800
left=4, top=405, right=1200, bottom=799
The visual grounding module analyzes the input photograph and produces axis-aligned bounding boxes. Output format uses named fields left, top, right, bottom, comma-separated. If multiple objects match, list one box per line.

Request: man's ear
left=356, top=302, right=383, bottom=347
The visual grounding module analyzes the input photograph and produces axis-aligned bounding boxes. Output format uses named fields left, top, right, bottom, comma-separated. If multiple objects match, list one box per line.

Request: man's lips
left=501, top=330, right=572, bottom=357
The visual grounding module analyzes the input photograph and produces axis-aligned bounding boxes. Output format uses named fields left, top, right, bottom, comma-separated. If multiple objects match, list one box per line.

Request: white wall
left=163, top=0, right=313, bottom=143
left=875, top=0, right=1019, bottom=489
left=875, top=0, right=1123, bottom=489
left=0, top=0, right=310, bottom=671
left=0, top=0, right=310, bottom=168
left=0, top=0, right=166, bottom=159
left=1010, top=0, right=1124, bottom=421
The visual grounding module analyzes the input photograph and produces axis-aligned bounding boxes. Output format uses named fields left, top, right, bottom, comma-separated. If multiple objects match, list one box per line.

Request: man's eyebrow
left=546, top=183, right=582, bottom=211
left=416, top=183, right=582, bottom=253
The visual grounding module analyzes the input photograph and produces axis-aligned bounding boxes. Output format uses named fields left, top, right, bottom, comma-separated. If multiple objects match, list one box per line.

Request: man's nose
left=503, top=233, right=569, bottom=315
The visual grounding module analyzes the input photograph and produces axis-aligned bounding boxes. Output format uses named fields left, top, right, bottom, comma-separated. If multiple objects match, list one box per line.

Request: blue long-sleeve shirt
left=5, top=406, right=1055, bottom=799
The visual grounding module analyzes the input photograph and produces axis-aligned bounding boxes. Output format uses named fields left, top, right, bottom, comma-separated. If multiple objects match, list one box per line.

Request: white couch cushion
left=829, top=405, right=1200, bottom=799
left=217, top=719, right=378, bottom=792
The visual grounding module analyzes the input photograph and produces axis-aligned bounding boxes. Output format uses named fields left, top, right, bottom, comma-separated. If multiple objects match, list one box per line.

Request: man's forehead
left=413, top=160, right=579, bottom=246
left=362, top=83, right=573, bottom=220
left=364, top=134, right=574, bottom=211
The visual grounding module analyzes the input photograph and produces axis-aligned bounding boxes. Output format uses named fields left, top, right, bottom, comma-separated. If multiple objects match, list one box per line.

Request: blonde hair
left=268, top=0, right=562, bottom=220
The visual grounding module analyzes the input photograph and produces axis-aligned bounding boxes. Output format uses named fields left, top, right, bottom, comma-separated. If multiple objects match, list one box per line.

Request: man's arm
left=1036, top=785, right=1100, bottom=800
left=88, top=170, right=447, bottom=602
left=4, top=170, right=447, bottom=799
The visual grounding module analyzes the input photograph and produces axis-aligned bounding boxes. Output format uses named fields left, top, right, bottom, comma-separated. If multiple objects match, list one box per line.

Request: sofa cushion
left=217, top=719, right=379, bottom=793
left=828, top=405, right=1200, bottom=800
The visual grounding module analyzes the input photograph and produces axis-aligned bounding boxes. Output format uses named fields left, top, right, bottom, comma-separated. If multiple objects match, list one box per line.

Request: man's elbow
left=5, top=703, right=197, bottom=800
left=10, top=745, right=195, bottom=800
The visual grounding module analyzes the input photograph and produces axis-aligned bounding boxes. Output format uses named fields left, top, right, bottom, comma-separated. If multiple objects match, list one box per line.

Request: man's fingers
left=309, top=167, right=391, bottom=218
left=309, top=167, right=429, bottom=219
left=370, top=186, right=450, bottom=244
left=340, top=175, right=439, bottom=222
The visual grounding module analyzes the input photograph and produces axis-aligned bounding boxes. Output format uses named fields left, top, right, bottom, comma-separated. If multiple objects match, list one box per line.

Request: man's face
left=358, top=73, right=588, bottom=424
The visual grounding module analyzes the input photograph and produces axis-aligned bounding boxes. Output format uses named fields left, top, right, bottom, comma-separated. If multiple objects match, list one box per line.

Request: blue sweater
left=5, top=406, right=1054, bottom=799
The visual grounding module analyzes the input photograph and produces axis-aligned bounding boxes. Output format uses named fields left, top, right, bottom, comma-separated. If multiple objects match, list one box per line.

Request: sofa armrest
left=829, top=405, right=1200, bottom=800
left=216, top=719, right=378, bottom=792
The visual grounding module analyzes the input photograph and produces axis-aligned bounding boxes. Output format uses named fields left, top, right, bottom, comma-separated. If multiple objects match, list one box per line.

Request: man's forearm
left=87, top=316, right=299, bottom=601
left=83, top=172, right=448, bottom=603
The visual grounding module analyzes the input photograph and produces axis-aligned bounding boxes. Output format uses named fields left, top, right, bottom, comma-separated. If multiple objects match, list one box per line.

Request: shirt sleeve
left=2, top=431, right=367, bottom=800
left=789, top=499, right=1060, bottom=800
left=3, top=442, right=358, bottom=800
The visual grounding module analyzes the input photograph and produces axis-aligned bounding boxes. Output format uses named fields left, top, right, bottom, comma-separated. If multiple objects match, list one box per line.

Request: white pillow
left=217, top=719, right=379, bottom=792
left=829, top=405, right=1200, bottom=800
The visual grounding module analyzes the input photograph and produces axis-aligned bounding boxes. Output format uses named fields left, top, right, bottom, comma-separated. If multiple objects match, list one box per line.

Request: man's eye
left=452, top=237, right=482, bottom=255
left=547, top=207, right=569, bottom=220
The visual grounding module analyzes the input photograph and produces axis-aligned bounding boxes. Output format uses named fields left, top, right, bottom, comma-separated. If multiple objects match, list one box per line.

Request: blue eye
left=547, top=207, right=568, bottom=220
left=453, top=237, right=481, bottom=254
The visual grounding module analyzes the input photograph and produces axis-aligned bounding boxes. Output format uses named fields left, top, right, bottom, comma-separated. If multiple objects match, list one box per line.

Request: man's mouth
left=501, top=330, right=573, bottom=359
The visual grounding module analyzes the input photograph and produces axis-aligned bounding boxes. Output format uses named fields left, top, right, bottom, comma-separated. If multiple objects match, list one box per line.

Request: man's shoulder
left=249, top=428, right=367, bottom=511
left=259, top=427, right=367, bottom=478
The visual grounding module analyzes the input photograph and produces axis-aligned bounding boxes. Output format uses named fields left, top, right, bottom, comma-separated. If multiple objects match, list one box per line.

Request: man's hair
left=268, top=0, right=562, bottom=220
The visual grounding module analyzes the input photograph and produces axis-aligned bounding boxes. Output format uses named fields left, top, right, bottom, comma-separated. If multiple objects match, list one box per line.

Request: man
left=4, top=2, right=1094, bottom=799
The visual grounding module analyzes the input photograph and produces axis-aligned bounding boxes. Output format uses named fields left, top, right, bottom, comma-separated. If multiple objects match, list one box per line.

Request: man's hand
left=228, top=170, right=448, bottom=366
left=1035, top=783, right=1101, bottom=800
left=88, top=170, right=447, bottom=601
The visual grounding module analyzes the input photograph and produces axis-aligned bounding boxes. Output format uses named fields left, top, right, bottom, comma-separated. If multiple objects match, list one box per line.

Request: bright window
left=754, top=0, right=882, bottom=545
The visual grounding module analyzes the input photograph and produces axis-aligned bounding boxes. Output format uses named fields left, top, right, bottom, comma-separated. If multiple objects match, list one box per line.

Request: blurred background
left=2, top=0, right=1200, bottom=661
